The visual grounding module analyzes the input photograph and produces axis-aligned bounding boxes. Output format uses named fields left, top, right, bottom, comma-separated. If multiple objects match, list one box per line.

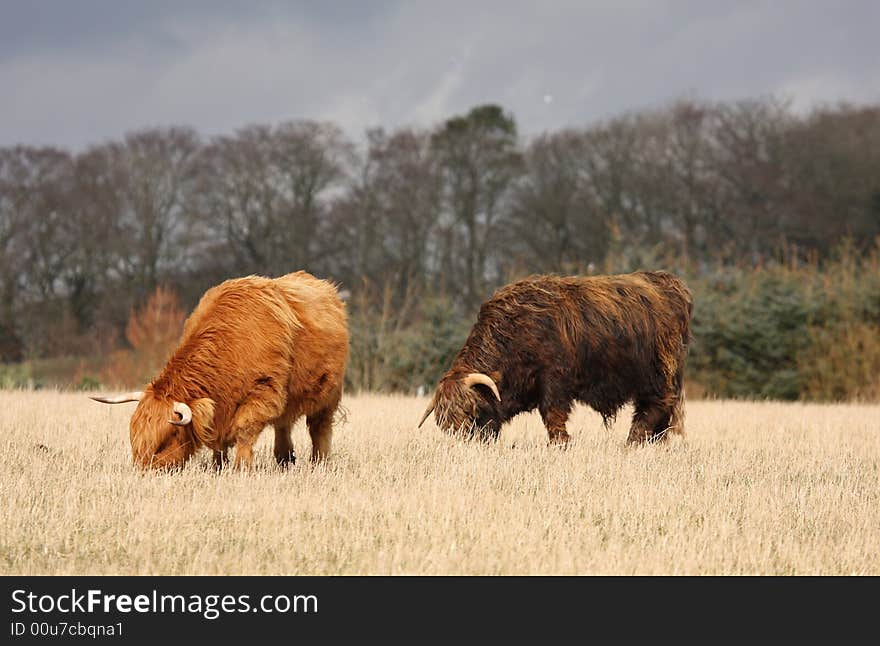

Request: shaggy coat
left=421, top=271, right=692, bottom=444
left=105, top=271, right=348, bottom=469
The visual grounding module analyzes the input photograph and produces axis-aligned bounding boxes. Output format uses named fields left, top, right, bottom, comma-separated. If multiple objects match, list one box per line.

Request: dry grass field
left=1, top=390, right=877, bottom=575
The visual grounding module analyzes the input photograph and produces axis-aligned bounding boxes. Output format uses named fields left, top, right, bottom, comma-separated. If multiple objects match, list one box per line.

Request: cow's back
left=637, top=271, right=693, bottom=335
left=274, top=271, right=349, bottom=412
left=175, top=276, right=301, bottom=393
left=275, top=271, right=347, bottom=341
left=182, top=275, right=297, bottom=342
left=183, top=271, right=348, bottom=371
left=476, top=272, right=689, bottom=414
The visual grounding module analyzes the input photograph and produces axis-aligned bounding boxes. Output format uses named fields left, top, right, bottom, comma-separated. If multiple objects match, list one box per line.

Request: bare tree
left=576, top=114, right=663, bottom=251
left=652, top=101, right=724, bottom=263
left=0, top=148, right=32, bottom=360
left=783, top=104, right=880, bottom=254
left=96, top=128, right=202, bottom=298
left=507, top=130, right=607, bottom=273
left=332, top=128, right=441, bottom=299
left=708, top=98, right=792, bottom=260
left=63, top=146, right=138, bottom=335
left=431, top=105, right=522, bottom=308
left=0, top=147, right=75, bottom=357
left=196, top=121, right=354, bottom=277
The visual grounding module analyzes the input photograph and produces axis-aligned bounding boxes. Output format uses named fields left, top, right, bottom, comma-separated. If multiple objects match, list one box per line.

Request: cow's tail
left=669, top=389, right=685, bottom=437
left=667, top=367, right=686, bottom=438
left=670, top=279, right=691, bottom=438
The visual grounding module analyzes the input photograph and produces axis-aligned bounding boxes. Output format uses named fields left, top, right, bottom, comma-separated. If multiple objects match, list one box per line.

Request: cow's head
left=418, top=372, right=502, bottom=439
left=91, top=388, right=215, bottom=470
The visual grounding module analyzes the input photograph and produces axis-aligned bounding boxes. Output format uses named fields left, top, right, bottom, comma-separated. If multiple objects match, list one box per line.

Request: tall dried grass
left=0, top=392, right=877, bottom=574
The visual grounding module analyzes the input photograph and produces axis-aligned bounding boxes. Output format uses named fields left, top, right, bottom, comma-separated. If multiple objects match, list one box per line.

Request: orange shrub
left=100, top=286, right=185, bottom=387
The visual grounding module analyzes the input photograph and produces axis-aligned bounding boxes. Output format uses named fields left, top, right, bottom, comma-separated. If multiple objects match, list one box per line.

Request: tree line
left=1, top=98, right=878, bottom=397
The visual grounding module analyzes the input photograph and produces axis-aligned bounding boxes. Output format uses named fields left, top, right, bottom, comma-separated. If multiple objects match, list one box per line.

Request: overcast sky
left=1, top=0, right=878, bottom=149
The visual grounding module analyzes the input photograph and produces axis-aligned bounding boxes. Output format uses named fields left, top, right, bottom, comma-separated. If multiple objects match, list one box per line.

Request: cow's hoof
left=276, top=452, right=296, bottom=467
left=548, top=432, right=571, bottom=447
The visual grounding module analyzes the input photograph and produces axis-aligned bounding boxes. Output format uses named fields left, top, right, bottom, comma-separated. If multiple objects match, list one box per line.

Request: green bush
left=346, top=285, right=469, bottom=393
left=688, top=242, right=880, bottom=400
left=75, top=375, right=103, bottom=391
left=393, top=296, right=471, bottom=392
left=0, top=362, right=41, bottom=389
left=690, top=270, right=811, bottom=399
left=2, top=242, right=877, bottom=401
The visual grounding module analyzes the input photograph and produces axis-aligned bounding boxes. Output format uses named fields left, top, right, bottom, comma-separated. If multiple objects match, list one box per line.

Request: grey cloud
left=1, top=0, right=878, bottom=148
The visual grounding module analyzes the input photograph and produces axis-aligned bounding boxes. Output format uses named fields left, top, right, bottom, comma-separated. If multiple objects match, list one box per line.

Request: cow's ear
left=189, top=398, right=217, bottom=445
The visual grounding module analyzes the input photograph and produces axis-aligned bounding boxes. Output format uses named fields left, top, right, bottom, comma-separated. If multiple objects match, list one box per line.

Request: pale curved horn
left=169, top=401, right=192, bottom=426
left=462, top=373, right=501, bottom=401
left=90, top=391, right=144, bottom=404
left=417, top=400, right=435, bottom=429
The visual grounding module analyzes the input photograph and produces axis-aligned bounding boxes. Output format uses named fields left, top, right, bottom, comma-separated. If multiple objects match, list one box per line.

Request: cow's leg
left=306, top=387, right=341, bottom=462
left=306, top=407, right=334, bottom=462
left=232, top=426, right=264, bottom=470
left=230, top=385, right=285, bottom=470
left=628, top=397, right=672, bottom=444
left=229, top=421, right=267, bottom=470
left=273, top=421, right=296, bottom=467
left=212, top=448, right=228, bottom=471
left=539, top=401, right=572, bottom=445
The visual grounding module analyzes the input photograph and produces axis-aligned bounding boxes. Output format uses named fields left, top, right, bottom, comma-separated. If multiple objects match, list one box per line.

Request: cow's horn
left=418, top=400, right=435, bottom=429
left=462, top=373, right=501, bottom=401
left=169, top=401, right=192, bottom=426
left=90, top=391, right=144, bottom=404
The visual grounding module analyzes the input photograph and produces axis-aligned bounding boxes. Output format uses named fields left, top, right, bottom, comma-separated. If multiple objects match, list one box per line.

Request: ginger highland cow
left=93, top=271, right=348, bottom=470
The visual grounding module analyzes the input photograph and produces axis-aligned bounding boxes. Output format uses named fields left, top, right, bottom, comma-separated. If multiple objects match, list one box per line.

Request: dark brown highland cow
left=419, top=271, right=692, bottom=444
